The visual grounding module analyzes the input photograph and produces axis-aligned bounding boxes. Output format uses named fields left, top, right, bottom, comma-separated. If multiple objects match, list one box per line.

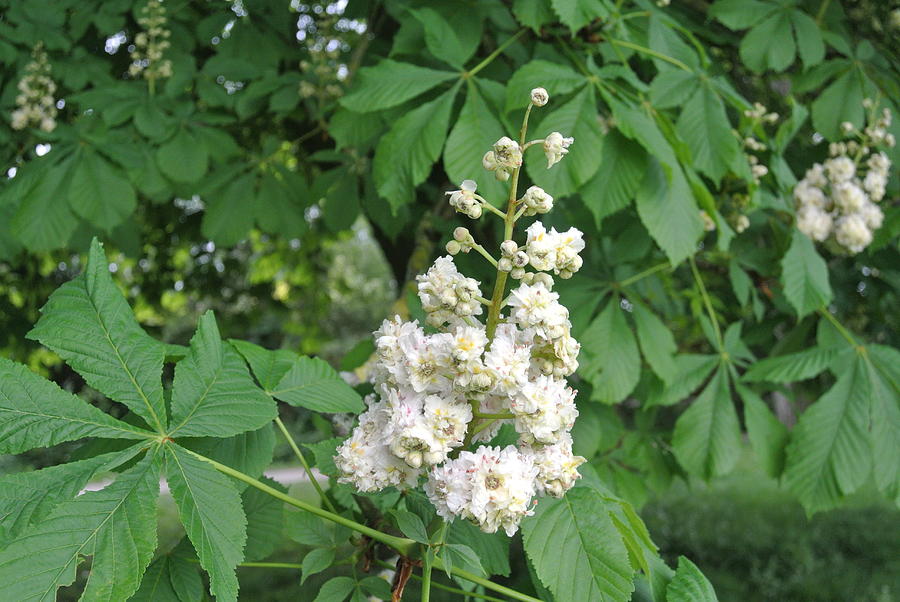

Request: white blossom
left=543, top=132, right=574, bottom=168
left=510, top=375, right=578, bottom=444
left=416, top=256, right=483, bottom=328
left=796, top=205, right=833, bottom=242
left=521, top=185, right=553, bottom=215
left=521, top=433, right=585, bottom=498
left=446, top=179, right=482, bottom=219
left=834, top=214, right=872, bottom=254
left=530, top=87, right=549, bottom=107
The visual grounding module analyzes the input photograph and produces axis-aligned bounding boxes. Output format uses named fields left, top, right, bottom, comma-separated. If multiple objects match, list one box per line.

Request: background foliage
left=0, top=0, right=898, bottom=600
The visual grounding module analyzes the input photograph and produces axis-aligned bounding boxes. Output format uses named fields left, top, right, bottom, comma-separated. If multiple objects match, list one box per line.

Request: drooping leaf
left=550, top=0, right=610, bottom=33
left=631, top=302, right=678, bottom=384
left=373, top=85, right=459, bottom=212
left=810, top=67, right=866, bottom=140
left=201, top=173, right=256, bottom=246
left=781, top=229, right=833, bottom=318
left=168, top=311, right=276, bottom=438
left=131, top=549, right=203, bottom=602
left=27, top=238, right=168, bottom=432
left=739, top=10, right=796, bottom=73
left=646, top=354, right=718, bottom=407
left=676, top=83, right=739, bottom=184
left=783, top=355, right=873, bottom=513
left=269, top=357, right=364, bottom=413
left=522, top=487, right=634, bottom=601
left=672, top=366, right=741, bottom=479
left=68, top=149, right=137, bottom=232
left=580, top=300, right=641, bottom=404
left=0, top=357, right=151, bottom=455
left=0, top=446, right=141, bottom=545
left=409, top=7, right=482, bottom=69
left=447, top=520, right=511, bottom=577
left=0, top=452, right=160, bottom=602
left=650, top=71, right=699, bottom=109
left=166, top=444, right=247, bottom=602
left=10, top=157, right=78, bottom=252
left=791, top=10, right=825, bottom=68
left=301, top=548, right=335, bottom=585
left=229, top=339, right=297, bottom=391
left=867, top=345, right=900, bottom=505
left=242, top=477, right=286, bottom=562
left=444, top=80, right=507, bottom=204
left=742, top=345, right=847, bottom=382
left=737, top=384, right=789, bottom=478
left=156, top=128, right=209, bottom=183
left=512, top=0, right=556, bottom=31
left=666, top=556, right=718, bottom=601
left=635, top=159, right=703, bottom=266
left=185, top=423, right=277, bottom=488
left=580, top=131, right=646, bottom=227
left=710, top=0, right=776, bottom=30
left=340, top=59, right=457, bottom=113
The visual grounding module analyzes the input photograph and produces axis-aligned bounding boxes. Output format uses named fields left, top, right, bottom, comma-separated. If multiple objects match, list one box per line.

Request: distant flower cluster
left=11, top=43, right=58, bottom=132
left=336, top=88, right=585, bottom=536
left=794, top=103, right=893, bottom=254
left=129, top=0, right=173, bottom=80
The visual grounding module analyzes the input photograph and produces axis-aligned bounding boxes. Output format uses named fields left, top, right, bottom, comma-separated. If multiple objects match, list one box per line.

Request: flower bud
left=510, top=267, right=526, bottom=280
left=498, top=258, right=513, bottom=272
left=513, top=250, right=529, bottom=267
left=446, top=240, right=462, bottom=255
left=500, top=240, right=518, bottom=256
left=530, top=87, right=549, bottom=107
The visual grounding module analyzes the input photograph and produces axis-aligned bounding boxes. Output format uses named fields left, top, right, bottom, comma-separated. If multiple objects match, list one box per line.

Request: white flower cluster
left=482, top=136, right=523, bottom=182
left=336, top=86, right=586, bottom=537
left=11, top=44, right=58, bottom=132
left=794, top=106, right=893, bottom=254
left=129, top=0, right=173, bottom=80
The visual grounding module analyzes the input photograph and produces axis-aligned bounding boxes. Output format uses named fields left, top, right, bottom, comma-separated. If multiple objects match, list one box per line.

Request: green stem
left=608, top=38, right=692, bottom=71
left=421, top=549, right=434, bottom=602
left=689, top=255, right=723, bottom=350
left=467, top=29, right=527, bottom=78
left=617, top=261, right=670, bottom=288
left=817, top=307, right=858, bottom=347
left=374, top=560, right=507, bottom=602
left=815, top=0, right=831, bottom=25
left=431, top=557, right=542, bottom=602
left=182, top=447, right=418, bottom=557
left=472, top=243, right=500, bottom=268
left=274, top=417, right=337, bottom=513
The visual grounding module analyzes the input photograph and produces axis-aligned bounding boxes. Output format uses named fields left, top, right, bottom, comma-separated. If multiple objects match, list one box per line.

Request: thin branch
left=274, top=416, right=337, bottom=513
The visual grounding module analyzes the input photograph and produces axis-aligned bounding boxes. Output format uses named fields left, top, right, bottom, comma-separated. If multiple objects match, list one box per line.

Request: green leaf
left=667, top=556, right=718, bottom=602
left=341, top=59, right=457, bottom=113
left=646, top=354, right=718, bottom=407
left=168, top=312, right=276, bottom=438
left=512, top=0, right=556, bottom=32
left=742, top=345, right=846, bottom=382
left=0, top=446, right=140, bottom=545
left=11, top=157, right=78, bottom=252
left=791, top=11, right=825, bottom=68
left=68, top=149, right=137, bottom=232
left=676, top=84, right=739, bottom=184
left=242, top=477, right=285, bottom=562
left=710, top=0, right=775, bottom=30
left=230, top=339, right=297, bottom=390
left=447, top=521, right=510, bottom=577
left=201, top=173, right=256, bottom=246
left=270, top=356, right=364, bottom=413
left=783, top=355, right=873, bottom=513
left=635, top=159, right=703, bottom=265
left=580, top=131, right=646, bottom=228
left=256, top=172, right=309, bottom=239
left=314, top=576, right=355, bottom=602
left=650, top=71, right=699, bottom=109
left=444, top=80, right=507, bottom=204
left=186, top=424, right=277, bottom=487
left=301, top=548, right=335, bottom=585
left=580, top=300, right=641, bottom=404
left=443, top=543, right=486, bottom=577
left=522, top=487, right=634, bottom=601
left=0, top=357, right=151, bottom=455
left=781, top=229, right=833, bottom=318
left=728, top=259, right=752, bottom=305
left=166, top=444, right=247, bottom=602
left=868, top=345, right=900, bottom=505
left=389, top=510, right=428, bottom=543
left=811, top=68, right=865, bottom=140
left=156, top=128, right=209, bottom=183
left=28, top=238, right=167, bottom=432
left=740, top=10, right=796, bottom=73
left=672, top=366, right=741, bottom=479
left=632, top=302, right=678, bottom=384
left=504, top=59, right=586, bottom=113
left=647, top=15, right=700, bottom=71
left=373, top=85, right=459, bottom=212
left=0, top=452, right=160, bottom=602
left=550, top=0, right=610, bottom=33
left=304, top=437, right=343, bottom=477
left=737, top=384, right=788, bottom=478
left=132, top=549, right=203, bottom=602
left=525, top=86, right=604, bottom=198
left=409, top=8, right=482, bottom=69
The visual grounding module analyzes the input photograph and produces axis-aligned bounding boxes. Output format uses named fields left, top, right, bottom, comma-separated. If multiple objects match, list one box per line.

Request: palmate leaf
left=675, top=83, right=739, bottom=185
left=168, top=311, right=276, bottom=438
left=522, top=487, right=634, bottom=601
left=580, top=130, right=647, bottom=227
left=781, top=228, right=833, bottom=318
left=737, top=384, right=788, bottom=478
left=504, top=59, right=586, bottom=113
left=742, top=344, right=848, bottom=382
left=0, top=357, right=152, bottom=455
left=867, top=345, right=900, bottom=506
left=131, top=550, right=203, bottom=602
left=634, top=159, right=703, bottom=266
left=580, top=300, right=641, bottom=404
left=672, top=366, right=742, bottom=480
left=667, top=556, right=718, bottom=601
left=166, top=443, right=247, bottom=602
left=28, top=238, right=168, bottom=433
left=340, top=59, right=457, bottom=113
left=783, top=354, right=873, bottom=513
left=631, top=302, right=678, bottom=385
left=0, top=451, right=160, bottom=602
left=0, top=446, right=141, bottom=545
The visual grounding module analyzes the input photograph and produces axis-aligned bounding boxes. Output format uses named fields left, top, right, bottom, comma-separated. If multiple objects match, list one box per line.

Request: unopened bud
left=446, top=240, right=461, bottom=255
left=498, top=258, right=513, bottom=272
left=530, top=87, right=549, bottom=107
left=453, top=227, right=470, bottom=242
left=500, top=240, right=518, bottom=256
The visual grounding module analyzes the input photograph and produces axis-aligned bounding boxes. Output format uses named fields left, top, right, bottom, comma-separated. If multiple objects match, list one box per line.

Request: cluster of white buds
left=446, top=179, right=482, bottom=218
left=543, top=132, right=574, bottom=168
left=337, top=86, right=586, bottom=536
left=794, top=104, right=893, bottom=254
left=524, top=222, right=585, bottom=278
left=11, top=43, right=58, bottom=132
left=743, top=102, right=779, bottom=123
left=482, top=136, right=523, bottom=181
left=699, top=210, right=716, bottom=232
left=129, top=0, right=173, bottom=80
left=415, top=256, right=483, bottom=328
